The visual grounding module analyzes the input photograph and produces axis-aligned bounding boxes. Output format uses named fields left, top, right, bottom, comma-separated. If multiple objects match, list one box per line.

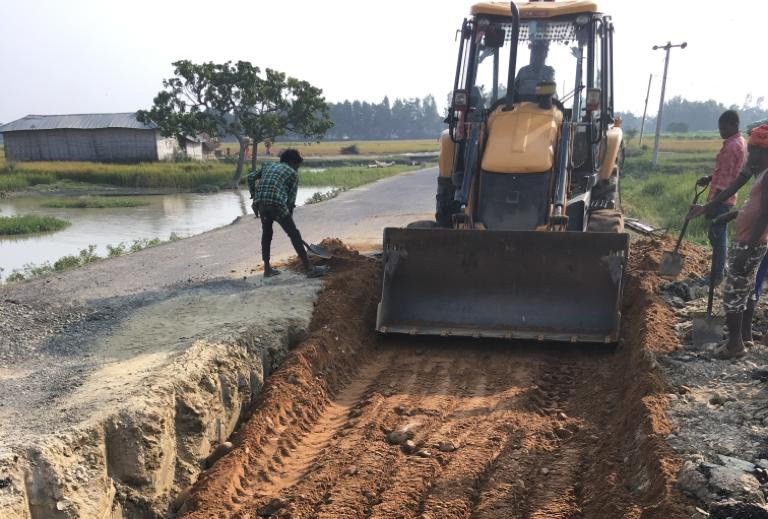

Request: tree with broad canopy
left=137, top=60, right=332, bottom=186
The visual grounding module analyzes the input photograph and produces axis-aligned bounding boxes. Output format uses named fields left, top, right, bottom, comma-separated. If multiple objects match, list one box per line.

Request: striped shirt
left=709, top=133, right=747, bottom=205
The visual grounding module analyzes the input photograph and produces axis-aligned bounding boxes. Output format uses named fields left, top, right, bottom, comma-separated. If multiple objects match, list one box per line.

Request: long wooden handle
left=675, top=184, right=709, bottom=253
left=706, top=224, right=726, bottom=317
left=672, top=219, right=690, bottom=252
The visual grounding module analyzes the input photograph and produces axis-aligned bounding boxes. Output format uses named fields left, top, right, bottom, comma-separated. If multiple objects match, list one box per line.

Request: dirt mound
left=283, top=237, right=362, bottom=273
left=177, top=246, right=381, bottom=517
left=177, top=240, right=696, bottom=519
left=629, top=236, right=710, bottom=278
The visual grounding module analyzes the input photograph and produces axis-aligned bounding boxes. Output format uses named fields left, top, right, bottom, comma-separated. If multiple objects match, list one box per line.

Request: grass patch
left=0, top=172, right=56, bottom=192
left=0, top=161, right=232, bottom=191
left=299, top=164, right=422, bottom=188
left=3, top=234, right=183, bottom=283
left=0, top=154, right=429, bottom=194
left=620, top=140, right=751, bottom=245
left=0, top=214, right=71, bottom=236
left=622, top=171, right=714, bottom=244
left=41, top=197, right=151, bottom=208
left=305, top=188, right=347, bottom=205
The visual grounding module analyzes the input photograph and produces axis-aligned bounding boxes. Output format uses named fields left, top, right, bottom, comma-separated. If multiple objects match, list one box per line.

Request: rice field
left=0, top=144, right=430, bottom=193
left=218, top=139, right=440, bottom=157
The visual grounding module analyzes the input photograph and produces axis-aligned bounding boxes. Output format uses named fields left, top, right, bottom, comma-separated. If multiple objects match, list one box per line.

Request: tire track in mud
left=180, top=241, right=695, bottom=519
left=204, top=345, right=610, bottom=519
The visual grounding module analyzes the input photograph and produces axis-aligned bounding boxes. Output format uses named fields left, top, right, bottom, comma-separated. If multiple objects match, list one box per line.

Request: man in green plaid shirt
left=249, top=149, right=326, bottom=278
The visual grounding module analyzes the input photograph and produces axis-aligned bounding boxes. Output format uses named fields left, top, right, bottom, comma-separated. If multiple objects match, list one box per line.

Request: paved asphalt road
left=1, top=167, right=437, bottom=304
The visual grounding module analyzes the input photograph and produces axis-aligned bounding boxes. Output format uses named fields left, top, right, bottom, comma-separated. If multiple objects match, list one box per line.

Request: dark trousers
left=259, top=205, right=308, bottom=265
left=707, top=202, right=731, bottom=284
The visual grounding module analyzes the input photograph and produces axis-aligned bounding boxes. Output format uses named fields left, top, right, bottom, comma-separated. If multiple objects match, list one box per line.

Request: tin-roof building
left=0, top=113, right=202, bottom=162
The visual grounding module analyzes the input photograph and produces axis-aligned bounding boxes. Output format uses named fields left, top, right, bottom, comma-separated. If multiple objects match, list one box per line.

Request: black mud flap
left=376, top=228, right=629, bottom=343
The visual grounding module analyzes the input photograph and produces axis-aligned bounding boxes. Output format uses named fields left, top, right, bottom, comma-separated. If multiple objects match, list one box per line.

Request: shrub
left=41, top=197, right=150, bottom=209
left=340, top=144, right=360, bottom=155
left=0, top=215, right=71, bottom=235
left=305, top=188, right=347, bottom=204
left=53, top=255, right=82, bottom=272
left=107, top=243, right=127, bottom=257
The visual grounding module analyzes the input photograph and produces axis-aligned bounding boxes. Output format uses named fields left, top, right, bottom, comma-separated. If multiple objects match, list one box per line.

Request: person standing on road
left=698, top=110, right=747, bottom=286
left=249, top=149, right=326, bottom=279
left=688, top=125, right=768, bottom=358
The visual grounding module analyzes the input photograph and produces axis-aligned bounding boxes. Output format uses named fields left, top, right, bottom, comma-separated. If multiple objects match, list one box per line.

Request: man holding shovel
left=249, top=149, right=327, bottom=279
left=702, top=111, right=747, bottom=285
left=688, top=125, right=768, bottom=358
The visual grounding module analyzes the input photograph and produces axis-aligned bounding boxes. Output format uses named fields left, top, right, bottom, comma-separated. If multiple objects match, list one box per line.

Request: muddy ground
left=174, top=239, right=708, bottom=519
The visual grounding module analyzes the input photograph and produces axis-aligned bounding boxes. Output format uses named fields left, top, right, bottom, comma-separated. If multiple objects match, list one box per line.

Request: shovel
left=303, top=240, right=332, bottom=259
left=659, top=183, right=708, bottom=278
left=692, top=229, right=725, bottom=347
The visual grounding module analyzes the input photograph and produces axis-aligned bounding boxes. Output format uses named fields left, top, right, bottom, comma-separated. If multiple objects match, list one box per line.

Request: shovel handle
left=706, top=257, right=717, bottom=317
left=672, top=219, right=690, bottom=252
left=674, top=183, right=709, bottom=253
left=704, top=223, right=728, bottom=317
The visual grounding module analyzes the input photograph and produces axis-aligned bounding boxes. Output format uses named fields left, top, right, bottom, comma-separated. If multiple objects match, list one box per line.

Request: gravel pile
left=0, top=299, right=91, bottom=368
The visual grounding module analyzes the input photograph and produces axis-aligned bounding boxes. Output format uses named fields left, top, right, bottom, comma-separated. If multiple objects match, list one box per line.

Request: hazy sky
left=1, top=0, right=766, bottom=124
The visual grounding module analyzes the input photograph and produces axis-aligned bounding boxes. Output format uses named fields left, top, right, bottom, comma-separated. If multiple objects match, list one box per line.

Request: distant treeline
left=618, top=95, right=768, bottom=134
left=324, top=96, right=444, bottom=140
left=322, top=94, right=768, bottom=141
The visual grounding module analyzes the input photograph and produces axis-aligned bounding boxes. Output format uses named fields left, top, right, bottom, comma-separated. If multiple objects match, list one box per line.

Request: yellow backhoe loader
left=377, top=0, right=629, bottom=343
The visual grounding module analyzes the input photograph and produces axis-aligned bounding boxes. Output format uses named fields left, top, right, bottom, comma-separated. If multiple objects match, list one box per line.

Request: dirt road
left=177, top=242, right=698, bottom=519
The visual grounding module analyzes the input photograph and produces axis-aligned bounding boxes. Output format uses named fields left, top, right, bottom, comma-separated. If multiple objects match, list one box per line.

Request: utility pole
left=639, top=74, right=652, bottom=146
left=652, top=41, right=687, bottom=167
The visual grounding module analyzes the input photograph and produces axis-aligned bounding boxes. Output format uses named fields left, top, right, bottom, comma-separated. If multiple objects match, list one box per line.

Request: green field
left=0, top=143, right=432, bottom=194
left=622, top=138, right=732, bottom=244
left=219, top=139, right=440, bottom=158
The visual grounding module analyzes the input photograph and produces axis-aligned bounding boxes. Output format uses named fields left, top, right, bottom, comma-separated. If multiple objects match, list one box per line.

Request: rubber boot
left=716, top=312, right=746, bottom=359
left=742, top=298, right=757, bottom=347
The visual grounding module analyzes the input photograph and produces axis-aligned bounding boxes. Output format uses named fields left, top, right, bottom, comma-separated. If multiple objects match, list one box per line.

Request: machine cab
left=439, top=0, right=618, bottom=232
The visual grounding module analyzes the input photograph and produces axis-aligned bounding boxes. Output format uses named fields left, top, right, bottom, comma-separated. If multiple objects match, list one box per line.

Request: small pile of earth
left=283, top=237, right=361, bottom=272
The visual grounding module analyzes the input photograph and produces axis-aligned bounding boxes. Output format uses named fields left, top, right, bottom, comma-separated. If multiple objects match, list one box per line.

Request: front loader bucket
left=376, top=228, right=630, bottom=343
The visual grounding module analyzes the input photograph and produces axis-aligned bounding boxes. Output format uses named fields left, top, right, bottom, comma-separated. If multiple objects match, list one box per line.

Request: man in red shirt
left=688, top=125, right=768, bottom=358
left=703, top=111, right=747, bottom=285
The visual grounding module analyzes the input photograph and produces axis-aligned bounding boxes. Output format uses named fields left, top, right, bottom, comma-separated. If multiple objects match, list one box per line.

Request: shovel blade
left=658, top=251, right=684, bottom=278
left=306, top=243, right=332, bottom=259
left=692, top=315, right=724, bottom=347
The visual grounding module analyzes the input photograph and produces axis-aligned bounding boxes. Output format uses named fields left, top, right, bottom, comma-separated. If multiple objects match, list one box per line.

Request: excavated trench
left=0, top=276, right=322, bottom=519
left=172, top=239, right=704, bottom=519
